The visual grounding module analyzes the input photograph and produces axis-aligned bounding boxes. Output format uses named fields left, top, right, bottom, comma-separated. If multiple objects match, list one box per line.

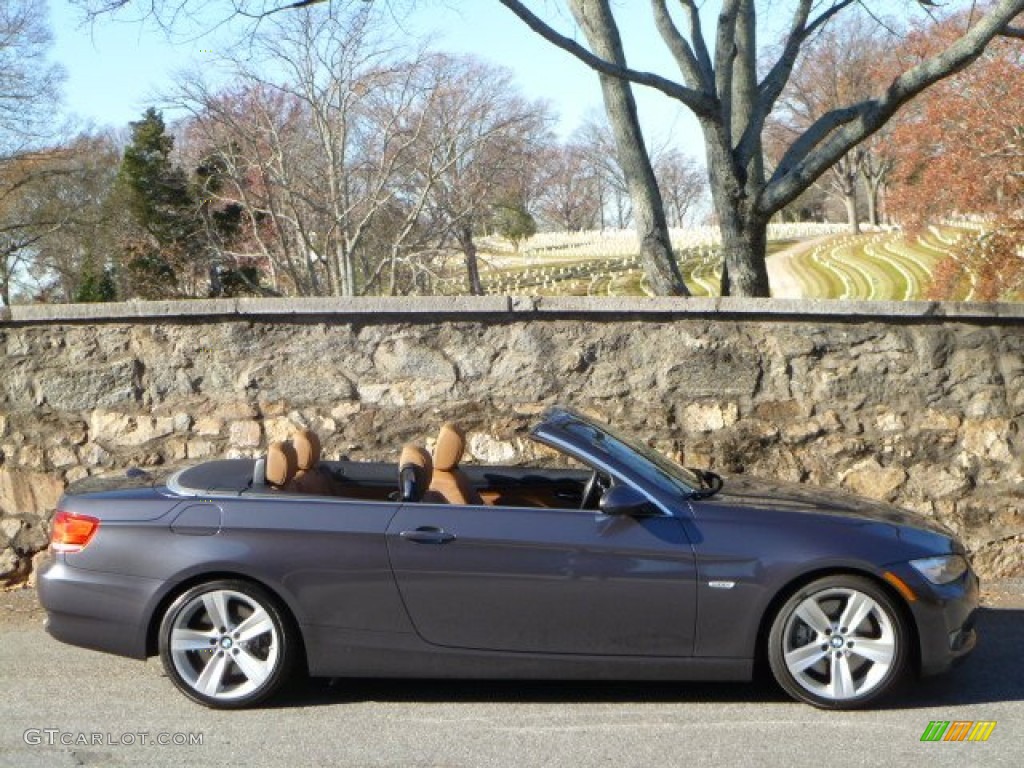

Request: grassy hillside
left=783, top=226, right=974, bottom=300
left=430, top=223, right=977, bottom=300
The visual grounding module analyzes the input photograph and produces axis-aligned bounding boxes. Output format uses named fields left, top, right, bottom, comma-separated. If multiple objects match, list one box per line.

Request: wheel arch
left=144, top=571, right=307, bottom=673
left=753, top=567, right=921, bottom=678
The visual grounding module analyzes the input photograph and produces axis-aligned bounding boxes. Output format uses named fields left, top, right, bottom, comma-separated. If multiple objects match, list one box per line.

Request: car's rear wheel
left=158, top=579, right=296, bottom=708
left=768, top=574, right=909, bottom=709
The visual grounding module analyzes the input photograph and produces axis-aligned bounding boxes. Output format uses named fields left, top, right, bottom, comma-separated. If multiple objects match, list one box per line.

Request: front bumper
left=887, top=562, right=980, bottom=676
left=35, top=551, right=163, bottom=660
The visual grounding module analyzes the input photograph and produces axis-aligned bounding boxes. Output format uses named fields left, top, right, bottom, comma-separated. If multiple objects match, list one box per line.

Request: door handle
left=400, top=526, right=456, bottom=544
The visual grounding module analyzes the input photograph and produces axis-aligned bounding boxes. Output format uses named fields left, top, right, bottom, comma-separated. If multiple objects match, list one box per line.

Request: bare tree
left=24, top=132, right=123, bottom=302
left=576, top=116, right=632, bottom=230
left=0, top=0, right=66, bottom=305
left=72, top=0, right=1024, bottom=296
left=534, top=142, right=602, bottom=232
left=176, top=11, right=551, bottom=297
left=654, top=148, right=705, bottom=228
left=574, top=116, right=703, bottom=230
left=0, top=0, right=64, bottom=151
left=0, top=150, right=72, bottom=305
left=409, top=55, right=552, bottom=295
left=776, top=14, right=892, bottom=234
left=175, top=4, right=447, bottom=296
left=860, top=137, right=893, bottom=228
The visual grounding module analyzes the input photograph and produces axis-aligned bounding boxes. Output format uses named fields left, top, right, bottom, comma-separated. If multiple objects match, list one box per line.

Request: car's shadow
left=270, top=607, right=1023, bottom=710
left=879, top=606, right=1024, bottom=710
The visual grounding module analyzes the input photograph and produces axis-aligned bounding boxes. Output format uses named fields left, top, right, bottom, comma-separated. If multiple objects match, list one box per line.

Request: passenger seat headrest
left=293, top=428, right=321, bottom=471
left=266, top=441, right=298, bottom=488
left=433, top=422, right=466, bottom=472
left=399, top=443, right=433, bottom=502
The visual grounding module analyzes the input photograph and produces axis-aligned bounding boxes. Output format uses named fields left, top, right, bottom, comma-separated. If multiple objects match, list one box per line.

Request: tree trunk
left=866, top=185, right=878, bottom=228
left=844, top=192, right=861, bottom=235
left=863, top=175, right=883, bottom=228
left=703, top=119, right=771, bottom=297
left=569, top=0, right=689, bottom=296
left=718, top=203, right=770, bottom=298
left=458, top=226, right=484, bottom=295
left=387, top=247, right=399, bottom=296
left=596, top=79, right=687, bottom=294
left=342, top=244, right=356, bottom=298
left=335, top=241, right=350, bottom=297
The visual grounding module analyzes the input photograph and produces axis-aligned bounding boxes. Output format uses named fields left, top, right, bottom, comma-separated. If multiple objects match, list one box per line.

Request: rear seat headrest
left=433, top=422, right=466, bottom=472
left=399, top=443, right=433, bottom=502
left=293, top=428, right=321, bottom=471
left=266, top=441, right=298, bottom=488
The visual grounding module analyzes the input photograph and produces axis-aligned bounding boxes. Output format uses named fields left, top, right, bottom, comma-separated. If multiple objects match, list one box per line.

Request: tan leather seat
left=399, top=443, right=434, bottom=502
left=428, top=423, right=484, bottom=505
left=265, top=441, right=298, bottom=490
left=289, top=428, right=335, bottom=495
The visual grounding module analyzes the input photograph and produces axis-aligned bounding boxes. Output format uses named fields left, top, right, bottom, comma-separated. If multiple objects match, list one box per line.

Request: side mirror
left=599, top=485, right=657, bottom=517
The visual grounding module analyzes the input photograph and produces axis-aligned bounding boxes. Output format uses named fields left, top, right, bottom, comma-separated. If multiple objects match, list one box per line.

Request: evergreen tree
left=493, top=203, right=537, bottom=254
left=74, top=262, right=117, bottom=302
left=115, top=108, right=202, bottom=298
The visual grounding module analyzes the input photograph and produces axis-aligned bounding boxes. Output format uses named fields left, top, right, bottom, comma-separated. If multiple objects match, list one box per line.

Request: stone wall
left=2, top=297, right=1022, bottom=585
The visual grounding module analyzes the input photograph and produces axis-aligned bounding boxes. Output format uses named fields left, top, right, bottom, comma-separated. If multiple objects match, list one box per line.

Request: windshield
left=556, top=415, right=703, bottom=499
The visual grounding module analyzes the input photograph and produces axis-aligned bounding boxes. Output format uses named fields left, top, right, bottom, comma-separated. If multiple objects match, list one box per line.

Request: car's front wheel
left=768, top=574, right=909, bottom=709
left=158, top=579, right=297, bottom=708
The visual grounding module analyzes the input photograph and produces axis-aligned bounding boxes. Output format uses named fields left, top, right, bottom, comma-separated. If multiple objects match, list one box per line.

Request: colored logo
left=920, top=721, right=996, bottom=742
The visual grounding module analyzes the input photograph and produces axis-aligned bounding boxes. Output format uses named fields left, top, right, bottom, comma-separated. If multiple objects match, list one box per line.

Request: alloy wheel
left=159, top=580, right=294, bottom=708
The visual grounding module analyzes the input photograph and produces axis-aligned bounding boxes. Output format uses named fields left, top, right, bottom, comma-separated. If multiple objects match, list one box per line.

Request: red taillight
left=50, top=510, right=100, bottom=553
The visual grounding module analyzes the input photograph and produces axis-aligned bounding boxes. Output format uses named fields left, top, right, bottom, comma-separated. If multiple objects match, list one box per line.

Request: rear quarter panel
left=42, top=492, right=413, bottom=662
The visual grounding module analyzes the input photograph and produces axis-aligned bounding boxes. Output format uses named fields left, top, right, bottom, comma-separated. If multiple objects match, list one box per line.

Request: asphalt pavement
left=1, top=583, right=1022, bottom=768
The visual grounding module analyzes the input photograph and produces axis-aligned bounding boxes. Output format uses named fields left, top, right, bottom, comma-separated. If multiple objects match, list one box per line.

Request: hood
left=705, top=473, right=953, bottom=536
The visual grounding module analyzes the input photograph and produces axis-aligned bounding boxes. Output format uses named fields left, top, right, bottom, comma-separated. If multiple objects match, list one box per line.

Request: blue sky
left=47, top=0, right=703, bottom=155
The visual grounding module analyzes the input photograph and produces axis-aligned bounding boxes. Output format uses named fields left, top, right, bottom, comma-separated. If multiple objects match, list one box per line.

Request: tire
left=767, top=574, right=909, bottom=709
left=158, top=579, right=297, bottom=709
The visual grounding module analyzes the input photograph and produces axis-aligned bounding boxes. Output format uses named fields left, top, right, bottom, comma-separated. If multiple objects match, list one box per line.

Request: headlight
left=909, top=555, right=968, bottom=585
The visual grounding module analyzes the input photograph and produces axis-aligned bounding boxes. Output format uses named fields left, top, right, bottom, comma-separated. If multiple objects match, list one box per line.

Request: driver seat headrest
left=433, top=422, right=467, bottom=472
left=429, top=422, right=484, bottom=505
left=265, top=441, right=298, bottom=488
left=293, top=428, right=322, bottom=471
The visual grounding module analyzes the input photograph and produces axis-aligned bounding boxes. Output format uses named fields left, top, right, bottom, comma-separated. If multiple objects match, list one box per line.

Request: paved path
left=768, top=236, right=836, bottom=299
left=1, top=584, right=1022, bottom=768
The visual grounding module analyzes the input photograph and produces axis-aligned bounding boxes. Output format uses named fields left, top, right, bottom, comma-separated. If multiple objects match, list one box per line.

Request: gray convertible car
left=37, top=406, right=978, bottom=710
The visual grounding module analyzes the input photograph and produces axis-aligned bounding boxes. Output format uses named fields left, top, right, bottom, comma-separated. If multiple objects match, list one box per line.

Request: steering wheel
left=580, top=469, right=604, bottom=510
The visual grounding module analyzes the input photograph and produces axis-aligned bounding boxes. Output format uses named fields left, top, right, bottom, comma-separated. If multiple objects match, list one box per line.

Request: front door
left=386, top=502, right=696, bottom=656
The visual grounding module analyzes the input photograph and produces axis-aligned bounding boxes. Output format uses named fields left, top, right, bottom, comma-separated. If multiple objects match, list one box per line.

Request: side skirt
left=302, top=626, right=752, bottom=681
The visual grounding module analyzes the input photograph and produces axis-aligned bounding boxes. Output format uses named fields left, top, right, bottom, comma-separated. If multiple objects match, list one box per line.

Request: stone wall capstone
left=1, top=296, right=1022, bottom=586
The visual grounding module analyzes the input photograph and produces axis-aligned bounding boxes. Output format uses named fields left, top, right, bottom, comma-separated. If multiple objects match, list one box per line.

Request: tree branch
left=714, top=0, right=741, bottom=113
left=679, top=0, right=714, bottom=82
left=236, top=0, right=330, bottom=22
left=1002, top=25, right=1024, bottom=38
left=495, top=0, right=716, bottom=116
left=761, top=0, right=1024, bottom=215
left=772, top=103, right=868, bottom=183
left=650, top=0, right=710, bottom=92
left=735, top=1, right=856, bottom=168
left=759, top=0, right=855, bottom=116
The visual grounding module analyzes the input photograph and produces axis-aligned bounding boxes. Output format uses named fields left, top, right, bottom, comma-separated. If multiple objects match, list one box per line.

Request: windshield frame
left=530, top=406, right=704, bottom=506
